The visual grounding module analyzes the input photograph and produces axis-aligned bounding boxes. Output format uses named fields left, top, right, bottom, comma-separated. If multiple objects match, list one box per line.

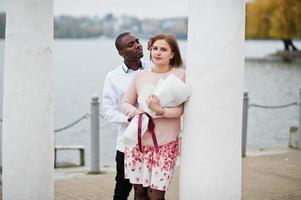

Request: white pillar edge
left=2, top=0, right=54, bottom=199
left=180, top=0, right=245, bottom=199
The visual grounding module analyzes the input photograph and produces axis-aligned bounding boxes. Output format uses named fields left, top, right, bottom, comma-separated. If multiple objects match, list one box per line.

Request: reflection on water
left=0, top=39, right=300, bottom=166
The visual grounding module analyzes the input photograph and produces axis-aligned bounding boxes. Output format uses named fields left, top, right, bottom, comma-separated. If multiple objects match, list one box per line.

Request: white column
left=297, top=86, right=301, bottom=150
left=0, top=1, right=6, bottom=169
left=3, top=0, right=54, bottom=199
left=180, top=0, right=245, bottom=199
left=0, top=32, right=4, bottom=168
left=0, top=44, right=3, bottom=168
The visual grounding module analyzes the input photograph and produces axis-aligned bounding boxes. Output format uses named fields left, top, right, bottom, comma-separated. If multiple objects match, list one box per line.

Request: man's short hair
left=115, top=32, right=131, bottom=51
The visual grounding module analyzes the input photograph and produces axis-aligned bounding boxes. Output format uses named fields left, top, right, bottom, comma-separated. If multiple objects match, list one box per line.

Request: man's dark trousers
left=113, top=150, right=132, bottom=200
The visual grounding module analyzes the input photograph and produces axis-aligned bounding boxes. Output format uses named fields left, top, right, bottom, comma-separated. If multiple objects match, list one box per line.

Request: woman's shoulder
left=174, top=67, right=185, bottom=74
left=172, top=67, right=186, bottom=80
left=134, top=69, right=153, bottom=81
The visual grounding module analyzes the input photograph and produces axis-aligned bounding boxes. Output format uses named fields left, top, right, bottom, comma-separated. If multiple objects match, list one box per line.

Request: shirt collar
left=122, top=61, right=144, bottom=74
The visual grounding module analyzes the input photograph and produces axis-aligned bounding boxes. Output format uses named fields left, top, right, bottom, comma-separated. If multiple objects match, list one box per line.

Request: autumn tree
left=246, top=0, right=301, bottom=51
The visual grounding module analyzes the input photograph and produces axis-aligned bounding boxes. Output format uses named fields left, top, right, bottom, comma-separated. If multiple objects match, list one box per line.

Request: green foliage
left=246, top=0, right=301, bottom=39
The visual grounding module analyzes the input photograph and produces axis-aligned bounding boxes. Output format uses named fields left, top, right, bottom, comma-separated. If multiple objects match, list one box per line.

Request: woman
left=121, top=33, right=185, bottom=200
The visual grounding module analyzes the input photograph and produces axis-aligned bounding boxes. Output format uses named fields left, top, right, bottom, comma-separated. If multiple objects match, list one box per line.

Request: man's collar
left=122, top=62, right=144, bottom=73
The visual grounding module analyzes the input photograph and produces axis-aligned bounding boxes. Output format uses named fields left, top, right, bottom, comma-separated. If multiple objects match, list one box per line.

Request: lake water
left=0, top=39, right=300, bottom=166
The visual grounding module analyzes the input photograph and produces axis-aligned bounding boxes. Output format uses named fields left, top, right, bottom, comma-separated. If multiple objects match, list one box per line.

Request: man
left=282, top=38, right=298, bottom=51
left=102, top=32, right=149, bottom=200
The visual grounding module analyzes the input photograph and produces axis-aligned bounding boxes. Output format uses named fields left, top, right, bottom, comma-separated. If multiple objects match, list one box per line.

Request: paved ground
left=0, top=148, right=300, bottom=199
left=54, top=166, right=179, bottom=200
left=53, top=148, right=301, bottom=200
left=242, top=149, right=301, bottom=200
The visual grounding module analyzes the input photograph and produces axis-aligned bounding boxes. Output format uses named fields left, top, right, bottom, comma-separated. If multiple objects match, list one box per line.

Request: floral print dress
left=124, top=140, right=179, bottom=191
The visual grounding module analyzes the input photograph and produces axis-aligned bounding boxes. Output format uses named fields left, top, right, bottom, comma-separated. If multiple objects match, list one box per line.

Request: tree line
left=0, top=13, right=187, bottom=39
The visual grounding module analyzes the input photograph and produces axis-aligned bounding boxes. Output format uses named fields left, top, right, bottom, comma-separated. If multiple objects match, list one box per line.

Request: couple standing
left=102, top=32, right=185, bottom=200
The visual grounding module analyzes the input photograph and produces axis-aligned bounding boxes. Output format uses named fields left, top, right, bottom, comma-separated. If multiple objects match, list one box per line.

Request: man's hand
left=125, top=108, right=144, bottom=118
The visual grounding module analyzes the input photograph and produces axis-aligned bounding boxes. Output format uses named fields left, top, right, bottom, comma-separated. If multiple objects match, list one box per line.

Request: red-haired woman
left=121, top=33, right=185, bottom=200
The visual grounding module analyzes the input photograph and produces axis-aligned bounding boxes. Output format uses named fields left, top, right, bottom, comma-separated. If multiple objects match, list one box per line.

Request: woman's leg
left=148, top=188, right=165, bottom=200
left=133, top=184, right=148, bottom=200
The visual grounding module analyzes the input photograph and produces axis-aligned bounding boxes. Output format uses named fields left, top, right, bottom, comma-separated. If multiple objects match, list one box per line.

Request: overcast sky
left=0, top=0, right=188, bottom=19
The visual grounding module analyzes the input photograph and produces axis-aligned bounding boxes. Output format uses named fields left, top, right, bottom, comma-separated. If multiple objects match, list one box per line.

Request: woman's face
left=151, top=39, right=174, bottom=66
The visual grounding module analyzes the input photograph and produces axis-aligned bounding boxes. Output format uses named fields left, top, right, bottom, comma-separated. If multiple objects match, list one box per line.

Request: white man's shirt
left=102, top=61, right=151, bottom=152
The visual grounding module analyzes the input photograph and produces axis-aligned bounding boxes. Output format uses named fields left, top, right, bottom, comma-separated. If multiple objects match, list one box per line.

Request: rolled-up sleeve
left=121, top=77, right=138, bottom=117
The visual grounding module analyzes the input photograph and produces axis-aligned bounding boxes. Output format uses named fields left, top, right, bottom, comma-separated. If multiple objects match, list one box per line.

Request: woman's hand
left=134, top=108, right=144, bottom=116
left=125, top=108, right=144, bottom=118
left=146, top=95, right=165, bottom=116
